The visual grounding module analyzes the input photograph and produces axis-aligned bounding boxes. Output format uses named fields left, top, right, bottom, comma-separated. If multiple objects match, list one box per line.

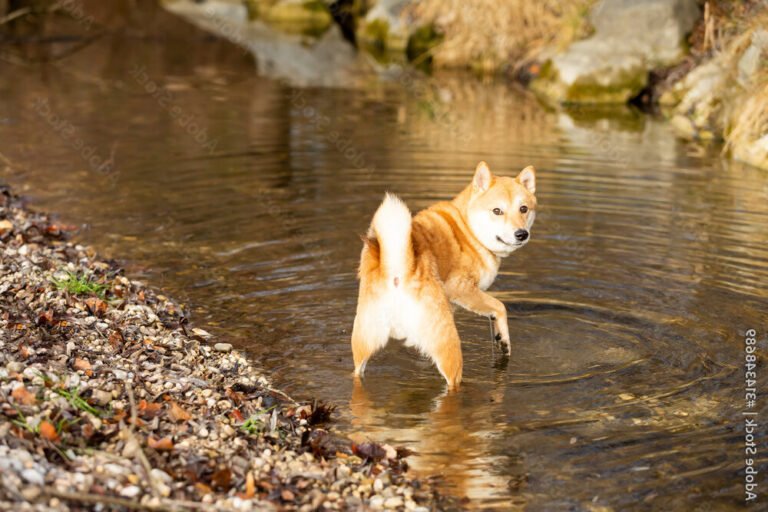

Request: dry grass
left=716, top=5, right=768, bottom=165
left=727, top=72, right=768, bottom=164
left=408, top=0, right=595, bottom=71
left=688, top=0, right=762, bottom=58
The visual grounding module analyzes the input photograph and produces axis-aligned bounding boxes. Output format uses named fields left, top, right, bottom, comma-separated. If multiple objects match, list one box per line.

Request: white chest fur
left=477, top=256, right=501, bottom=291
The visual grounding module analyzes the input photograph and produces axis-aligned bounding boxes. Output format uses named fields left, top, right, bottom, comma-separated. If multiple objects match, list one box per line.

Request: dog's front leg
left=451, top=288, right=510, bottom=354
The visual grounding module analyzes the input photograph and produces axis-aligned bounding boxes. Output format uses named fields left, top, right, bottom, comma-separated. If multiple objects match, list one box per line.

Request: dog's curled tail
left=370, top=193, right=413, bottom=286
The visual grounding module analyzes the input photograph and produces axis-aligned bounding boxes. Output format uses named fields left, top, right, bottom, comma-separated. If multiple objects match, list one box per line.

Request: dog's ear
left=472, top=161, right=492, bottom=193
left=517, top=165, right=536, bottom=194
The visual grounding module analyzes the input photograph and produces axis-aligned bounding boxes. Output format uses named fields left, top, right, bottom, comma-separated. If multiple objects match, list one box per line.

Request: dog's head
left=466, top=161, right=537, bottom=257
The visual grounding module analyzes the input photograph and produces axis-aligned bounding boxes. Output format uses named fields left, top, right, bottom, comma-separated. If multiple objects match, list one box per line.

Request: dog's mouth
left=496, top=235, right=518, bottom=246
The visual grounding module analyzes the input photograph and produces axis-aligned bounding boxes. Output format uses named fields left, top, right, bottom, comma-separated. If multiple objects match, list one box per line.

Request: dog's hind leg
left=429, top=324, right=463, bottom=390
left=351, top=305, right=389, bottom=378
left=408, top=290, right=463, bottom=390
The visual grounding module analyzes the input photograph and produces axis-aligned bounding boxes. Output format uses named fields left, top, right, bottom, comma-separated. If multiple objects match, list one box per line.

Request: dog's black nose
left=514, top=229, right=529, bottom=242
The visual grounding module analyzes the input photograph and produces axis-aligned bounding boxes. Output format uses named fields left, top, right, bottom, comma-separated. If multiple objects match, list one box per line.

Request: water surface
left=1, top=12, right=767, bottom=510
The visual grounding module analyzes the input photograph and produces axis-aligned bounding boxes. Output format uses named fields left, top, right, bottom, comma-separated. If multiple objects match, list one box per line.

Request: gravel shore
left=0, top=186, right=451, bottom=511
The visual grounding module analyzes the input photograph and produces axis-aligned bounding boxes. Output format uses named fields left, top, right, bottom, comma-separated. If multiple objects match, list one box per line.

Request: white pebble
left=21, top=469, right=44, bottom=486
left=384, top=497, right=404, bottom=508
left=120, top=485, right=142, bottom=498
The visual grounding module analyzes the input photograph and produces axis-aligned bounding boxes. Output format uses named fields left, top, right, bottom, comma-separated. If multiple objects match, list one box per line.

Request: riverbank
left=0, top=186, right=451, bottom=511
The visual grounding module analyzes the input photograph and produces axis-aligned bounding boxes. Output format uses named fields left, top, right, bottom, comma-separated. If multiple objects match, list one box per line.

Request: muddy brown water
left=2, top=11, right=768, bottom=510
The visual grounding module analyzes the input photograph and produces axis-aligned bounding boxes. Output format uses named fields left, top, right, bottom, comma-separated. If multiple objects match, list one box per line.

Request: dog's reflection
left=349, top=356, right=517, bottom=503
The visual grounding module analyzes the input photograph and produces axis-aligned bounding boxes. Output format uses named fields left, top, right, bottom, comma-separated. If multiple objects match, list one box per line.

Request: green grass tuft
left=51, top=271, right=108, bottom=298
left=55, top=386, right=103, bottom=417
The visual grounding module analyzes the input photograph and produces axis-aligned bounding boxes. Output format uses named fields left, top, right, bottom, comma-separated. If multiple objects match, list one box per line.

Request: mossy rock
left=242, top=0, right=261, bottom=20
left=531, top=57, right=648, bottom=105
left=406, top=24, right=441, bottom=64
left=263, top=0, right=332, bottom=30
left=358, top=18, right=408, bottom=52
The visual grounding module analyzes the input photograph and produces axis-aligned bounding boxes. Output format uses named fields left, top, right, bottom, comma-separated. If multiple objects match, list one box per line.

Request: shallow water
left=2, top=12, right=768, bottom=510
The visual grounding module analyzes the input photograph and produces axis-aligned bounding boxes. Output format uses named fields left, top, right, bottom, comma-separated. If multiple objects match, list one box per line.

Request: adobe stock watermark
left=129, top=64, right=220, bottom=155
left=289, top=89, right=373, bottom=172
left=744, top=328, right=760, bottom=503
left=200, top=6, right=251, bottom=56
left=31, top=97, right=115, bottom=174
left=54, top=0, right=96, bottom=31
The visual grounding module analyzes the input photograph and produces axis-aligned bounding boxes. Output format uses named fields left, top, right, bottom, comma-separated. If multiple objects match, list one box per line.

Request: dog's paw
left=500, top=338, right=511, bottom=355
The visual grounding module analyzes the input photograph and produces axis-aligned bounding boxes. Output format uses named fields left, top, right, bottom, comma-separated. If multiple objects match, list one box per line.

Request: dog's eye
left=520, top=205, right=529, bottom=214
left=492, top=208, right=503, bottom=216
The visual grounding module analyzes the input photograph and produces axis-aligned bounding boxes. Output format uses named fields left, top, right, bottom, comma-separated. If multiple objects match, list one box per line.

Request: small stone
left=103, top=463, right=128, bottom=476
left=21, top=486, right=41, bottom=501
left=21, top=469, right=44, bottom=486
left=7, top=361, right=23, bottom=374
left=120, top=485, right=142, bottom=498
left=198, top=427, right=209, bottom=438
left=384, top=496, right=403, bottom=508
left=214, top=343, right=233, bottom=353
left=91, top=390, right=112, bottom=406
left=369, top=496, right=385, bottom=509
left=373, top=478, right=384, bottom=492
left=122, top=437, right=140, bottom=458
left=221, top=424, right=236, bottom=438
left=112, top=369, right=128, bottom=380
left=157, top=483, right=171, bottom=497
left=150, top=468, right=172, bottom=483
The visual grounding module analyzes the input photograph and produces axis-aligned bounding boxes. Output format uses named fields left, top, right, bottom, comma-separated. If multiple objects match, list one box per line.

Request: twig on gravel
left=44, top=489, right=228, bottom=512
left=125, top=380, right=161, bottom=499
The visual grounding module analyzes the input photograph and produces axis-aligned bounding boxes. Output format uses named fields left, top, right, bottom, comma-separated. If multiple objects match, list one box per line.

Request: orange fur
left=351, top=162, right=537, bottom=389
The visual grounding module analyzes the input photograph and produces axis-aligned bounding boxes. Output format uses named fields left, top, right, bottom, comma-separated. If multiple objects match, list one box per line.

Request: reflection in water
left=165, top=1, right=375, bottom=88
left=1, top=10, right=767, bottom=510
left=351, top=364, right=516, bottom=506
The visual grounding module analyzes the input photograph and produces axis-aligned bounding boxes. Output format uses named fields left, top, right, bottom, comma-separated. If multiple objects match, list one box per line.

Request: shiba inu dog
left=351, top=162, right=537, bottom=389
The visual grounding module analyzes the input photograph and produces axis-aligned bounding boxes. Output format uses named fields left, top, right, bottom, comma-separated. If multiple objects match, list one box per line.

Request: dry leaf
left=39, top=420, right=59, bottom=442
left=0, top=219, right=13, bottom=235
left=11, top=385, right=36, bottom=405
left=37, top=309, right=54, bottom=326
left=85, top=297, right=108, bottom=317
left=73, top=358, right=92, bottom=372
left=168, top=401, right=191, bottom=423
left=108, top=331, right=124, bottom=349
left=138, top=400, right=163, bottom=419
left=17, top=344, right=30, bottom=360
left=147, top=435, right=174, bottom=451
left=82, top=422, right=95, bottom=439
left=225, top=388, right=244, bottom=404
left=211, top=467, right=232, bottom=491
left=352, top=442, right=387, bottom=462
left=244, top=471, right=255, bottom=498
left=195, top=482, right=212, bottom=495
